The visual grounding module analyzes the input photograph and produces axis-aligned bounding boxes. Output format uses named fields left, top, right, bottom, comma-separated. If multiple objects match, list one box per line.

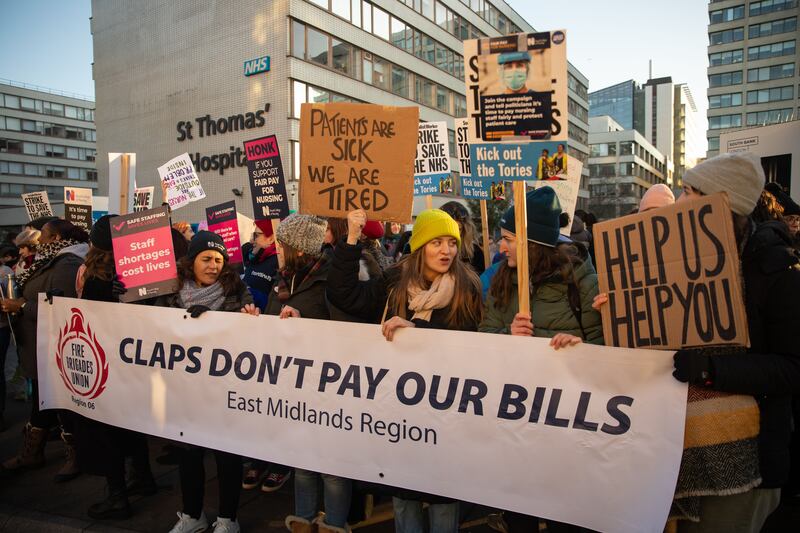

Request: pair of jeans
left=179, top=446, right=242, bottom=520
left=294, top=469, right=352, bottom=527
left=392, top=498, right=459, bottom=533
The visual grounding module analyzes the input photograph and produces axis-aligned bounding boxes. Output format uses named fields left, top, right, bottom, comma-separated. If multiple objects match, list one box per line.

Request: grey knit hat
left=683, top=152, right=765, bottom=216
left=275, top=214, right=327, bottom=257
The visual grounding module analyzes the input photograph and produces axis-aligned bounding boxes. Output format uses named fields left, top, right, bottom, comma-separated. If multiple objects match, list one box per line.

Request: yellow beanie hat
left=409, top=209, right=461, bottom=252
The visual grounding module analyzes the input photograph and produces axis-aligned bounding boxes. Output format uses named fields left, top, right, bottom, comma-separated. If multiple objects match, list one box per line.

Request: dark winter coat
left=709, top=220, right=800, bottom=487
left=326, top=239, right=478, bottom=331
left=479, top=257, right=604, bottom=344
left=16, top=243, right=88, bottom=379
left=242, top=242, right=279, bottom=310
left=264, top=258, right=330, bottom=320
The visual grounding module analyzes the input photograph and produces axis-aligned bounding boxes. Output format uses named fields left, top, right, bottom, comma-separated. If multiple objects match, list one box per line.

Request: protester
left=569, top=214, right=591, bottom=253
left=0, top=245, right=14, bottom=431
left=0, top=219, right=89, bottom=480
left=241, top=220, right=279, bottom=311
left=67, top=215, right=157, bottom=519
left=157, top=231, right=259, bottom=533
left=480, top=188, right=602, bottom=532
left=594, top=152, right=800, bottom=531
left=327, top=208, right=483, bottom=533
left=440, top=201, right=485, bottom=274
left=639, top=183, right=675, bottom=212
left=262, top=214, right=351, bottom=533
left=173, top=221, right=194, bottom=241
left=360, top=219, right=393, bottom=271
left=764, top=182, right=800, bottom=241
left=13, top=228, right=40, bottom=276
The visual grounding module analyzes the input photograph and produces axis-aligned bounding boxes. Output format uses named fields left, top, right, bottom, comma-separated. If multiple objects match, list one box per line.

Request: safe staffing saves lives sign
left=110, top=206, right=179, bottom=303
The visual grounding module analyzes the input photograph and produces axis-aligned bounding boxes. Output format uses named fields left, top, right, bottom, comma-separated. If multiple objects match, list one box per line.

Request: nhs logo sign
left=244, top=56, right=270, bottom=76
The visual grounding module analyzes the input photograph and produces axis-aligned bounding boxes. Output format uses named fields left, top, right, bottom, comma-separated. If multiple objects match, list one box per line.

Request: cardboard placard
left=299, top=102, right=418, bottom=223
left=157, top=153, right=206, bottom=210
left=206, top=200, right=243, bottom=264
left=133, top=187, right=155, bottom=213
left=456, top=118, right=490, bottom=200
left=593, top=193, right=749, bottom=349
left=110, top=206, right=179, bottom=303
left=243, top=135, right=290, bottom=220
left=21, top=191, right=53, bottom=221
left=413, top=122, right=451, bottom=196
left=531, top=159, right=583, bottom=236
left=64, top=187, right=93, bottom=231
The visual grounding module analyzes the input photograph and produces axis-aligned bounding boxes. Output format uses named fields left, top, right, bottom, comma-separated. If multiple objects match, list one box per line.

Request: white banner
left=37, top=297, right=686, bottom=533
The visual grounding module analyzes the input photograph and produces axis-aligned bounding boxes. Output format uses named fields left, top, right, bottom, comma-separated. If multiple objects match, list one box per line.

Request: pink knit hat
left=639, top=184, right=675, bottom=212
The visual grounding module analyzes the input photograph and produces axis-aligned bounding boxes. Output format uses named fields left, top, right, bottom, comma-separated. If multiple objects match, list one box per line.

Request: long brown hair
left=388, top=245, right=482, bottom=329
left=83, top=245, right=114, bottom=282
left=176, top=254, right=244, bottom=295
left=440, top=201, right=477, bottom=261
left=279, top=240, right=316, bottom=274
left=326, top=217, right=348, bottom=245
left=489, top=241, right=583, bottom=310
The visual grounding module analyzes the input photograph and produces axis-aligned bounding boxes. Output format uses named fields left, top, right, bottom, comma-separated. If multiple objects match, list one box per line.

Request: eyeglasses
left=253, top=232, right=264, bottom=238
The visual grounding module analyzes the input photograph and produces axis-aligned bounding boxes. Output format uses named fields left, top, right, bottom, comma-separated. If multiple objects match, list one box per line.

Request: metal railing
left=0, top=78, right=94, bottom=103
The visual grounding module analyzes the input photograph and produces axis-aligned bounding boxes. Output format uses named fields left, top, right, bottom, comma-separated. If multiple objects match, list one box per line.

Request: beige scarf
left=406, top=274, right=455, bottom=322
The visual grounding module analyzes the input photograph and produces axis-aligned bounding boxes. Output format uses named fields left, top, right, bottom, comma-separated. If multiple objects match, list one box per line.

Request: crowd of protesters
left=0, top=151, right=798, bottom=533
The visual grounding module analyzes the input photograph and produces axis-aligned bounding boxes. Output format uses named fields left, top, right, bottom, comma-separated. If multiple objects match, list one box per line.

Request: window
left=391, top=65, right=410, bottom=98
left=709, top=92, right=742, bottom=108
left=746, top=108, right=794, bottom=126
left=436, top=85, right=449, bottom=113
left=308, top=85, right=330, bottom=105
left=67, top=146, right=79, bottom=159
left=709, top=70, right=743, bottom=87
left=749, top=17, right=797, bottom=38
left=710, top=27, right=744, bottom=44
left=748, top=40, right=795, bottom=60
left=619, top=141, right=634, bottom=155
left=373, top=6, right=390, bottom=40
left=20, top=97, right=36, bottom=111
left=373, top=58, right=390, bottom=90
left=307, top=27, right=329, bottom=66
left=709, top=5, right=744, bottom=23
left=48, top=102, right=64, bottom=117
left=331, top=39, right=353, bottom=75
left=709, top=49, right=743, bottom=66
left=331, top=0, right=350, bottom=19
left=708, top=137, right=720, bottom=151
left=747, top=63, right=795, bottom=82
left=708, top=114, right=742, bottom=129
left=362, top=2, right=372, bottom=32
left=65, top=105, right=78, bottom=119
left=3, top=95, right=19, bottom=109
left=390, top=17, right=406, bottom=50
left=292, top=80, right=305, bottom=118
left=420, top=34, right=435, bottom=64
left=746, top=86, right=794, bottom=104
left=4, top=117, right=20, bottom=131
left=750, top=0, right=797, bottom=16
left=352, top=0, right=361, bottom=26
left=291, top=20, right=305, bottom=59
left=416, top=78, right=434, bottom=107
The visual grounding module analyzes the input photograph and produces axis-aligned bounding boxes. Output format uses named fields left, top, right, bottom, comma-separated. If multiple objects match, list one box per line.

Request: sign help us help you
left=593, top=193, right=749, bottom=349
left=38, top=297, right=686, bottom=533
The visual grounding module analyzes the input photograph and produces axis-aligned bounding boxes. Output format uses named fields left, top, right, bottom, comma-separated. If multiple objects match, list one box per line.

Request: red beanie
left=255, top=219, right=274, bottom=238
left=362, top=220, right=384, bottom=240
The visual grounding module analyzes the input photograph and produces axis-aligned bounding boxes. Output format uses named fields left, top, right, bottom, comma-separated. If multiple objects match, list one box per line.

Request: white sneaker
left=169, top=511, right=209, bottom=533
left=212, top=517, right=241, bottom=533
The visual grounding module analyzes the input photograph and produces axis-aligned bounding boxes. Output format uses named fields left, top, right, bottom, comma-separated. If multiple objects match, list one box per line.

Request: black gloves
left=111, top=275, right=128, bottom=298
left=45, top=288, right=64, bottom=304
left=673, top=350, right=714, bottom=386
left=186, top=305, right=210, bottom=319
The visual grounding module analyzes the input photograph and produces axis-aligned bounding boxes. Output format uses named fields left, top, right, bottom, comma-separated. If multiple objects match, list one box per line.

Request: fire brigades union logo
left=55, top=308, right=109, bottom=399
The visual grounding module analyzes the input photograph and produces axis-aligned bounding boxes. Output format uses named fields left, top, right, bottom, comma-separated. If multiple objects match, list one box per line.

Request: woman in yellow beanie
left=326, top=208, right=483, bottom=533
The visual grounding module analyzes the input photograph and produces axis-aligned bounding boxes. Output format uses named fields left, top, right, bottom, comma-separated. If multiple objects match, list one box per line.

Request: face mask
left=503, top=68, right=527, bottom=91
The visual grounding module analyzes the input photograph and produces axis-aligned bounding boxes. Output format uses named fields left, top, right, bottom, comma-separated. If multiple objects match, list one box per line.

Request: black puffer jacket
left=709, top=220, right=800, bottom=487
left=327, top=239, right=476, bottom=330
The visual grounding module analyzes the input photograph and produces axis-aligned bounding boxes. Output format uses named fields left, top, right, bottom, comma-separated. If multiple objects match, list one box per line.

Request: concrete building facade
left=0, top=80, right=97, bottom=227
left=706, top=0, right=799, bottom=157
left=91, top=0, right=591, bottom=222
left=587, top=115, right=671, bottom=221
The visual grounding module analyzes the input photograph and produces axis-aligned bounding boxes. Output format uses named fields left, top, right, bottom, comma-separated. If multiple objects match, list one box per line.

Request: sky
left=507, top=0, right=710, bottom=150
left=0, top=0, right=709, bottom=150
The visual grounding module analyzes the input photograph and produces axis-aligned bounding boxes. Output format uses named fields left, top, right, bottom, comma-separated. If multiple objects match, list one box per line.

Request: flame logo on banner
left=55, top=308, right=109, bottom=399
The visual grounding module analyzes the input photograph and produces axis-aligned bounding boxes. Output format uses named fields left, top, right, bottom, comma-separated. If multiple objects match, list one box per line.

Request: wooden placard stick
left=513, top=181, right=530, bottom=314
